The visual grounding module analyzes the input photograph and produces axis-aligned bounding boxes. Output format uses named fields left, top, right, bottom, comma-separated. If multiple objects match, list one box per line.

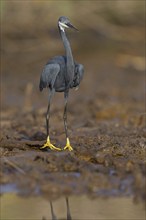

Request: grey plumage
left=39, top=55, right=84, bottom=92
left=39, top=16, right=84, bottom=151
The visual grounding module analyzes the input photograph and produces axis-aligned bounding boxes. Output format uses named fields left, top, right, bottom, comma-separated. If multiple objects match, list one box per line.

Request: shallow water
left=1, top=193, right=145, bottom=220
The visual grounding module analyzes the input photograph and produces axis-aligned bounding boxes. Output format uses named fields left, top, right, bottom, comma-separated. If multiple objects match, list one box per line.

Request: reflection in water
left=47, top=198, right=72, bottom=220
left=49, top=201, right=57, bottom=220
left=66, top=198, right=72, bottom=220
left=1, top=194, right=145, bottom=220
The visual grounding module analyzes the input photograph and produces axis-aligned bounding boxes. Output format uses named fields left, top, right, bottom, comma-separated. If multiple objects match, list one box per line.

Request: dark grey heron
left=39, top=16, right=84, bottom=151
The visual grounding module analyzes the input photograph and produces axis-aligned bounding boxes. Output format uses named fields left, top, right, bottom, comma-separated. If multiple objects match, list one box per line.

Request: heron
left=39, top=16, right=84, bottom=151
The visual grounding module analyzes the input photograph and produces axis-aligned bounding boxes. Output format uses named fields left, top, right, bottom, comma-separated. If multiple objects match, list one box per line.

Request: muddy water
left=1, top=194, right=145, bottom=220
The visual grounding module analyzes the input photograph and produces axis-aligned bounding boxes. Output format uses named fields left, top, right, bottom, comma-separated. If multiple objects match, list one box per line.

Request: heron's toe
left=41, top=142, right=61, bottom=151
left=64, top=145, right=73, bottom=151
left=50, top=144, right=62, bottom=151
left=40, top=136, right=61, bottom=151
left=63, top=138, right=73, bottom=151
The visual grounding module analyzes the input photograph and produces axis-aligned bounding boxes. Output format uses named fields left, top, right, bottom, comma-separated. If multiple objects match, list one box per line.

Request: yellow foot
left=41, top=136, right=61, bottom=151
left=64, top=138, right=73, bottom=151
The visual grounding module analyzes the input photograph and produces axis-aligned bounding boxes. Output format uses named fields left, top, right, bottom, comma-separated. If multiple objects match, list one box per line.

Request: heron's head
left=58, top=16, right=78, bottom=32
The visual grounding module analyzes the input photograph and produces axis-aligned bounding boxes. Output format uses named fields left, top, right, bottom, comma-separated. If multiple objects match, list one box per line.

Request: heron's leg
left=63, top=91, right=73, bottom=151
left=41, top=89, right=61, bottom=151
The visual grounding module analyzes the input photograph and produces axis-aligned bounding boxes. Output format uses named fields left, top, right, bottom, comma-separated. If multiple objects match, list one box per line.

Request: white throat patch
left=59, top=21, right=69, bottom=32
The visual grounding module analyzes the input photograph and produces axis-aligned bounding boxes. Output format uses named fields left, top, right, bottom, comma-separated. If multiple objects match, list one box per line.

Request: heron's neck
left=59, top=28, right=74, bottom=84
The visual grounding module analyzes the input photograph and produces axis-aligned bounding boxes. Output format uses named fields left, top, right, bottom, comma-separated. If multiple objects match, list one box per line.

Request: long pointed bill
left=67, top=23, right=79, bottom=31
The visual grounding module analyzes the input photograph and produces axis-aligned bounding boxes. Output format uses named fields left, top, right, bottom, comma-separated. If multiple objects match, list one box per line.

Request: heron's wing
left=39, top=63, right=60, bottom=91
left=72, top=64, right=84, bottom=88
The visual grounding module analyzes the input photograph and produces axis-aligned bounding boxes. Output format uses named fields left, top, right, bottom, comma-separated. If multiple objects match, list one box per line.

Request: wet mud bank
left=1, top=44, right=146, bottom=202
left=1, top=100, right=145, bottom=201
